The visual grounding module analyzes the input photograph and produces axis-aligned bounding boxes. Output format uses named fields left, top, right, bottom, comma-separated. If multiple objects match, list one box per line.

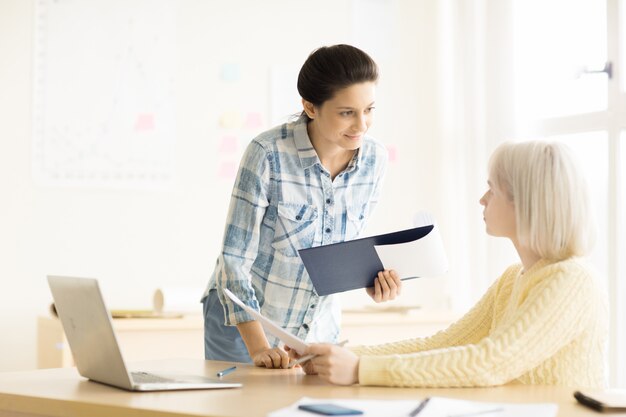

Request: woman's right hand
left=237, top=321, right=290, bottom=368
left=251, top=346, right=291, bottom=369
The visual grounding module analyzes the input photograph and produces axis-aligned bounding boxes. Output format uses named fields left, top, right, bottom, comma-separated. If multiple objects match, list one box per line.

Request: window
left=510, top=0, right=625, bottom=386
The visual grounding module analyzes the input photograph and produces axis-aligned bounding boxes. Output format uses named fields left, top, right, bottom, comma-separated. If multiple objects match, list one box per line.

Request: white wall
left=0, top=0, right=452, bottom=371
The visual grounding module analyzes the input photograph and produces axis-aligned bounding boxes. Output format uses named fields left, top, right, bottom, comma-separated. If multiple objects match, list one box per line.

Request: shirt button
left=326, top=199, right=331, bottom=204
left=325, top=228, right=331, bottom=233
left=303, top=323, right=309, bottom=330
left=296, top=215, right=302, bottom=220
left=310, top=304, right=316, bottom=309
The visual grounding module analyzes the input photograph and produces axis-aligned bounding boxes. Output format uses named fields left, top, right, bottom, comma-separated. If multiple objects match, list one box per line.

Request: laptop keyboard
left=131, top=371, right=178, bottom=384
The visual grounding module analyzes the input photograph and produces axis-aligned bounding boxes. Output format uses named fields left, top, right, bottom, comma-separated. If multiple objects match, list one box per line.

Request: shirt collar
left=293, top=115, right=362, bottom=173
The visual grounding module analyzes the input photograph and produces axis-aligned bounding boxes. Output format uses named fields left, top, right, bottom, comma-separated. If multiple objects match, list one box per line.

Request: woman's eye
left=340, top=111, right=353, bottom=116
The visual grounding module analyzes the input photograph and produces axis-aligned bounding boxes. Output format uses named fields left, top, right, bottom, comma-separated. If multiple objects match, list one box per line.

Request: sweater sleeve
left=350, top=271, right=506, bottom=356
left=358, top=264, right=594, bottom=387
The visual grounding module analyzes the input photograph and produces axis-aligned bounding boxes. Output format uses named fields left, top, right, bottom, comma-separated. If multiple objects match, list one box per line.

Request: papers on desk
left=153, top=286, right=204, bottom=315
left=49, top=285, right=204, bottom=319
left=222, top=288, right=309, bottom=354
left=267, top=396, right=558, bottom=417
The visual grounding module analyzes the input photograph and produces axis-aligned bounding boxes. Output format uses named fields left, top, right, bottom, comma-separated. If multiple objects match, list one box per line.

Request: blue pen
left=216, top=365, right=237, bottom=377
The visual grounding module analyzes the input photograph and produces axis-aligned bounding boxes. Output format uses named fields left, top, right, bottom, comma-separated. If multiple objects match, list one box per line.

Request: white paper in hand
left=373, top=212, right=448, bottom=279
left=222, top=288, right=309, bottom=354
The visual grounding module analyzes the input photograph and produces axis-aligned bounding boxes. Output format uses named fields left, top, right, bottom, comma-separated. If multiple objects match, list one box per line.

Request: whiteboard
left=33, top=0, right=177, bottom=189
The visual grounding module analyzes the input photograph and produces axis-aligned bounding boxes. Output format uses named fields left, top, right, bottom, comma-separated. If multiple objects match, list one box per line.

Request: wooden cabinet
left=340, top=309, right=458, bottom=345
left=37, top=315, right=205, bottom=368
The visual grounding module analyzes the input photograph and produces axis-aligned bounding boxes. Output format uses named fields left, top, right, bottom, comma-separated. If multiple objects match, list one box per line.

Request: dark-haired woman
left=201, top=44, right=401, bottom=368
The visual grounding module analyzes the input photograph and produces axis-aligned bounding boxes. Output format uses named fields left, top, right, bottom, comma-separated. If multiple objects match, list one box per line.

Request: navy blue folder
left=298, top=225, right=434, bottom=296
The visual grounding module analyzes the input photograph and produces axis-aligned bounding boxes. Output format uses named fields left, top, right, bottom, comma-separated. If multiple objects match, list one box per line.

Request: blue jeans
left=202, top=289, right=252, bottom=363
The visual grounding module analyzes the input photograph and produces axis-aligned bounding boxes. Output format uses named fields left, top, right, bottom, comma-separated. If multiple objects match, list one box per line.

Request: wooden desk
left=0, top=359, right=618, bottom=417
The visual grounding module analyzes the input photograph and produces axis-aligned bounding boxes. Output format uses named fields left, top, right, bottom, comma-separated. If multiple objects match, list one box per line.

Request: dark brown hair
left=297, top=44, right=378, bottom=116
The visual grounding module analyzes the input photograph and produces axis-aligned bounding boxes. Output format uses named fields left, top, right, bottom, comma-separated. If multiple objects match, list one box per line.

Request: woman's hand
left=251, top=346, right=290, bottom=369
left=305, top=344, right=360, bottom=385
left=285, top=345, right=317, bottom=374
left=366, top=269, right=402, bottom=302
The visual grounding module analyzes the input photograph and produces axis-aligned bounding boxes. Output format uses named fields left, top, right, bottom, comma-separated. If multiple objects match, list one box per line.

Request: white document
left=374, top=223, right=448, bottom=279
left=267, top=397, right=417, bottom=417
left=267, top=396, right=558, bottom=417
left=222, top=288, right=309, bottom=354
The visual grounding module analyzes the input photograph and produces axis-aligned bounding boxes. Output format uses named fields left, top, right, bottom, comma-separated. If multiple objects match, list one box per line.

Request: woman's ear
left=302, top=99, right=316, bottom=119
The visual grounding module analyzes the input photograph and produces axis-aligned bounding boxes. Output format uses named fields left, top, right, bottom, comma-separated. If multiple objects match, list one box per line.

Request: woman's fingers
left=308, top=345, right=360, bottom=385
left=254, top=347, right=290, bottom=368
left=378, top=271, right=391, bottom=299
left=374, top=276, right=383, bottom=302
left=366, top=270, right=402, bottom=302
left=375, top=270, right=402, bottom=301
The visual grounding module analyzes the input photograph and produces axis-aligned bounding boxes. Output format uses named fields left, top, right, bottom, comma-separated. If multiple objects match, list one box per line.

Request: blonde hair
left=488, top=140, right=595, bottom=261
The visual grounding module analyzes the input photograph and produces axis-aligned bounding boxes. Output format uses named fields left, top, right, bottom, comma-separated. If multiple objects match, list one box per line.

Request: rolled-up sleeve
left=215, top=141, right=270, bottom=325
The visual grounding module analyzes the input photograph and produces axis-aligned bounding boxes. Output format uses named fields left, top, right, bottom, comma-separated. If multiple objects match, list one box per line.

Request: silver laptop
left=47, top=275, right=242, bottom=391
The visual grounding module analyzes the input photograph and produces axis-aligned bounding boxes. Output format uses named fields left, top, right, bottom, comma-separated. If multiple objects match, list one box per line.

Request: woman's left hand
left=306, top=344, right=360, bottom=385
left=284, top=345, right=316, bottom=374
left=366, top=269, right=402, bottom=302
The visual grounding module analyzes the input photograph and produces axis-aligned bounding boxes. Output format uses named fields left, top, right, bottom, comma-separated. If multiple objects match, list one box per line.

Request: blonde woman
left=293, top=140, right=608, bottom=388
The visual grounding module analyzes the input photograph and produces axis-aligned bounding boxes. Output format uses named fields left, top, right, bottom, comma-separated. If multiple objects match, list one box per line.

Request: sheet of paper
left=222, top=288, right=309, bottom=354
left=267, top=397, right=417, bottom=417
left=374, top=223, right=448, bottom=279
left=420, top=397, right=558, bottom=417
left=267, top=396, right=558, bottom=417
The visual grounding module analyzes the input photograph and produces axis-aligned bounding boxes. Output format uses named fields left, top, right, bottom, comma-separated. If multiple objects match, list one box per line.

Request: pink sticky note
left=218, top=136, right=238, bottom=153
left=245, top=112, right=263, bottom=129
left=218, top=161, right=238, bottom=180
left=387, top=144, right=398, bottom=163
left=134, top=113, right=155, bottom=132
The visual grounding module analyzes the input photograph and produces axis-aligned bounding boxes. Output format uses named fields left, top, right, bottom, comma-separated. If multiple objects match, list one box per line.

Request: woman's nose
left=355, top=113, right=368, bottom=131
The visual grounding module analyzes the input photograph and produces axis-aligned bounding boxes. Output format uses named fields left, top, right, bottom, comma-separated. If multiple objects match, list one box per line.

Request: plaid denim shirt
left=204, top=116, right=387, bottom=346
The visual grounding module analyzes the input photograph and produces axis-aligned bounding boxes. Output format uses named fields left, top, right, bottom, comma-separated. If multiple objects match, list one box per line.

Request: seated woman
left=292, top=140, right=608, bottom=388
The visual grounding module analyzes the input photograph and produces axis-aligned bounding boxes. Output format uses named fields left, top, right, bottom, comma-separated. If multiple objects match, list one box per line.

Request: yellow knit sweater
left=354, top=259, right=608, bottom=388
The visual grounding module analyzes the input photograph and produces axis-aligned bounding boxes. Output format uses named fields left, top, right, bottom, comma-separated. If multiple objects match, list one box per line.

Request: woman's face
left=304, top=81, right=376, bottom=151
left=479, top=180, right=517, bottom=239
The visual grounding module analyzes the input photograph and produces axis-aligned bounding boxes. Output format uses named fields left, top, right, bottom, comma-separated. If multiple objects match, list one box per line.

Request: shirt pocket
left=345, top=203, right=369, bottom=240
left=271, top=202, right=319, bottom=257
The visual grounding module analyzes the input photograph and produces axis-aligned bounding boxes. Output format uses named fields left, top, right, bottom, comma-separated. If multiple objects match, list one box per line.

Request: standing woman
left=201, top=44, right=401, bottom=368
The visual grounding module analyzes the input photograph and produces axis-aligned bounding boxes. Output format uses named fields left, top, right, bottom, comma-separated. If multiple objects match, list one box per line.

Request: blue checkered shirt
left=204, top=116, right=387, bottom=346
